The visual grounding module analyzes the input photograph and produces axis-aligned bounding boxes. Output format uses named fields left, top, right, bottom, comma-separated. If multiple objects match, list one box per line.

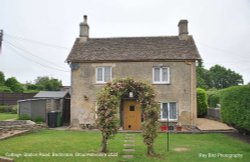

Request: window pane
left=97, top=68, right=103, bottom=82
left=169, top=102, right=177, bottom=119
left=162, top=103, right=168, bottom=119
left=154, top=68, right=160, bottom=82
left=104, top=67, right=111, bottom=82
left=162, top=68, right=168, bottom=82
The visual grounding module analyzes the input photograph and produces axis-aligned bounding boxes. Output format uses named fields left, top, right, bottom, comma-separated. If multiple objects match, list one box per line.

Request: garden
left=0, top=130, right=250, bottom=162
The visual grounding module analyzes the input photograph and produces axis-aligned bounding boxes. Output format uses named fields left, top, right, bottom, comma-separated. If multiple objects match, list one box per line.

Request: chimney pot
left=84, top=15, right=87, bottom=23
left=178, top=19, right=189, bottom=40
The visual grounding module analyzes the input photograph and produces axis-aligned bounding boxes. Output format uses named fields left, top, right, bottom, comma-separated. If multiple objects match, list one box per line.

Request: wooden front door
left=123, top=100, right=141, bottom=130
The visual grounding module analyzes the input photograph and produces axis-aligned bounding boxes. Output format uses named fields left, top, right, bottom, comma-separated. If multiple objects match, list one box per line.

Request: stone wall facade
left=70, top=61, right=197, bottom=127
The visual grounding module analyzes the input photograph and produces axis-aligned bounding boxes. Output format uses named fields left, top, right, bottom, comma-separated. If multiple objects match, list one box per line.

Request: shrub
left=10, top=105, right=17, bottom=114
left=19, top=114, right=31, bottom=120
left=34, top=116, right=44, bottom=123
left=0, top=105, right=17, bottom=113
left=221, top=85, right=250, bottom=133
left=0, top=106, right=4, bottom=113
left=197, top=88, right=208, bottom=117
left=0, top=86, right=12, bottom=93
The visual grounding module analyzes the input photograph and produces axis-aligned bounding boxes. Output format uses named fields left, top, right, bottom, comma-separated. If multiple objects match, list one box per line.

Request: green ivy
left=96, top=78, right=159, bottom=155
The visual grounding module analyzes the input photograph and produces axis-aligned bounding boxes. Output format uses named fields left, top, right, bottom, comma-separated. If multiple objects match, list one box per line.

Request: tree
left=34, top=76, right=62, bottom=91
left=196, top=60, right=209, bottom=89
left=196, top=62, right=244, bottom=89
left=5, top=77, right=24, bottom=92
left=0, top=86, right=12, bottom=92
left=208, top=65, right=243, bottom=89
left=0, top=71, right=5, bottom=86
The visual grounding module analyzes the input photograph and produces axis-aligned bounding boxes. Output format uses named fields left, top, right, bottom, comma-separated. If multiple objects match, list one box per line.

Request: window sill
left=152, top=82, right=170, bottom=85
left=95, top=82, right=107, bottom=84
left=158, top=119, right=178, bottom=122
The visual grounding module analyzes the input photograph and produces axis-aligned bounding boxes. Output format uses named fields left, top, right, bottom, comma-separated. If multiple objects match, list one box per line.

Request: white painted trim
left=159, top=102, right=178, bottom=120
left=152, top=67, right=170, bottom=84
left=95, top=66, right=112, bottom=84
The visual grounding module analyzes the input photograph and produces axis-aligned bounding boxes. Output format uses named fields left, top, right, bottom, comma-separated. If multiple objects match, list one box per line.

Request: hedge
left=221, top=85, right=250, bottom=133
left=197, top=88, right=208, bottom=117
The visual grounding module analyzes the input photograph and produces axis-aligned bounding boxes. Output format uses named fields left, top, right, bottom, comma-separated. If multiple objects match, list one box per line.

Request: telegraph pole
left=0, top=29, right=3, bottom=53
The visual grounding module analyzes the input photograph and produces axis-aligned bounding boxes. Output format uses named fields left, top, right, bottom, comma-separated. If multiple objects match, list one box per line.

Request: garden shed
left=18, top=91, right=70, bottom=126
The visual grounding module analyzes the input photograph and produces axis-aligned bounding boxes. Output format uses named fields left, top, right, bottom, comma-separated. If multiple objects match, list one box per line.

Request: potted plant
left=160, top=124, right=168, bottom=132
left=175, top=122, right=182, bottom=131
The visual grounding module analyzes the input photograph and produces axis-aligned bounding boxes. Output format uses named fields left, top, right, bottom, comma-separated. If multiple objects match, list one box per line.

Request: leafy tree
left=208, top=65, right=243, bottom=89
left=34, top=76, right=62, bottom=91
left=196, top=60, right=209, bottom=89
left=0, top=71, right=5, bottom=86
left=196, top=62, right=244, bottom=89
left=5, top=77, right=24, bottom=92
left=0, top=86, right=12, bottom=92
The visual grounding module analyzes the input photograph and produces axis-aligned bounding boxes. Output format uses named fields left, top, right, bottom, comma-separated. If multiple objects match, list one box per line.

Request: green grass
left=0, top=130, right=249, bottom=162
left=0, top=113, right=17, bottom=120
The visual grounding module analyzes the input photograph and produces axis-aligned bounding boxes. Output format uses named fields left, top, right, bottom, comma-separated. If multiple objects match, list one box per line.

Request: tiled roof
left=34, top=91, right=69, bottom=98
left=66, top=36, right=201, bottom=62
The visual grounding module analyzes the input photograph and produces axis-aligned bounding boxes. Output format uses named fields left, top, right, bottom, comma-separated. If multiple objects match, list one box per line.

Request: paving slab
left=196, top=118, right=235, bottom=131
left=122, top=155, right=134, bottom=159
left=124, top=140, right=135, bottom=143
left=124, top=144, right=135, bottom=147
left=123, top=149, right=135, bottom=152
left=125, top=136, right=134, bottom=140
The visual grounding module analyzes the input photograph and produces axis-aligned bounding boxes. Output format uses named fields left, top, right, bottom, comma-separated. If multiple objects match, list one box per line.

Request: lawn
left=0, top=130, right=249, bottom=162
left=0, top=113, right=17, bottom=121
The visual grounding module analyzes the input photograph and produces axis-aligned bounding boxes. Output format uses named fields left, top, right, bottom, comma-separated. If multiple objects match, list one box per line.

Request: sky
left=0, top=0, right=250, bottom=86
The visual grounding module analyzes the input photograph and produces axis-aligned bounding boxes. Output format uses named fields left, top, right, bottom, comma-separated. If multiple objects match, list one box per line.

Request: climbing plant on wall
left=96, top=78, right=160, bottom=155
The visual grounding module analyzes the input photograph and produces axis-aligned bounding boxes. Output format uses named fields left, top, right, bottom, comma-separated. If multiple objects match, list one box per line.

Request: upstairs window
left=96, top=67, right=112, bottom=83
left=160, top=102, right=177, bottom=120
left=153, top=67, right=170, bottom=84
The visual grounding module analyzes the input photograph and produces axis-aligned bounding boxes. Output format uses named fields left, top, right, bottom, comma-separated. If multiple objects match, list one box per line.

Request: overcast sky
left=0, top=0, right=250, bottom=86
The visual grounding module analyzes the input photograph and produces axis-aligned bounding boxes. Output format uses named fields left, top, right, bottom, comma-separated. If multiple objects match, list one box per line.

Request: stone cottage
left=66, top=15, right=201, bottom=130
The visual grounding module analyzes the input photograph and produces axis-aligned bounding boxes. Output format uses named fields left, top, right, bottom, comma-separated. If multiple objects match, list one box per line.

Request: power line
left=197, top=41, right=250, bottom=60
left=3, top=39, right=70, bottom=72
left=5, top=33, right=71, bottom=50
left=0, top=30, right=3, bottom=53
left=4, top=41, right=70, bottom=73
left=4, top=43, right=54, bottom=76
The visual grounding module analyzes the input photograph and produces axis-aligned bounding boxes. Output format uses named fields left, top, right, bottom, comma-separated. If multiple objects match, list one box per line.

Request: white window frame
left=96, top=66, right=112, bottom=84
left=152, top=67, right=170, bottom=84
left=160, top=102, right=177, bottom=121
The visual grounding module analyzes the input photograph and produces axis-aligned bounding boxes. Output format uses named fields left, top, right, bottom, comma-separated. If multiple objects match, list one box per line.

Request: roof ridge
left=88, top=35, right=179, bottom=39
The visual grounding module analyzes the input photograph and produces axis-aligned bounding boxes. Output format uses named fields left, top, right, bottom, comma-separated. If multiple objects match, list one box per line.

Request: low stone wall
left=0, top=120, right=46, bottom=133
left=207, top=108, right=220, bottom=120
left=0, top=120, right=28, bottom=127
left=0, top=156, right=14, bottom=162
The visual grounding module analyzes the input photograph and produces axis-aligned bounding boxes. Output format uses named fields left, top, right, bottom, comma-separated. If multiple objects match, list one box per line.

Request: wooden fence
left=0, top=93, right=37, bottom=105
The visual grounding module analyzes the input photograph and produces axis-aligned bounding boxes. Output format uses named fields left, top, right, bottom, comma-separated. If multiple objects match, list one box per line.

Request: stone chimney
left=79, top=15, right=89, bottom=42
left=178, top=20, right=189, bottom=40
